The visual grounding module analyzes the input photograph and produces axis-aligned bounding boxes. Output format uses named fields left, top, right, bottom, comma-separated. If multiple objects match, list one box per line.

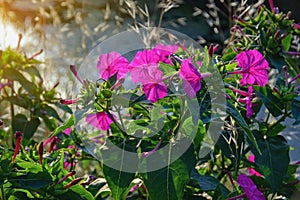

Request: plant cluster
left=0, top=1, right=300, bottom=200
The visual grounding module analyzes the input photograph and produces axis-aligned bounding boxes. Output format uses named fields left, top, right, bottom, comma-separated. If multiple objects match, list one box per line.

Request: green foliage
left=1, top=2, right=300, bottom=200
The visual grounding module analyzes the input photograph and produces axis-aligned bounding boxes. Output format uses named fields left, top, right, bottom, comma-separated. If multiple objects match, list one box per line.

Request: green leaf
left=101, top=138, right=137, bottom=200
left=42, top=104, right=63, bottom=122
left=3, top=96, right=30, bottom=109
left=54, top=102, right=73, bottom=114
left=23, top=66, right=42, bottom=80
left=226, top=102, right=260, bottom=154
left=12, top=114, right=40, bottom=140
left=190, top=169, right=230, bottom=196
left=142, top=143, right=196, bottom=200
left=182, top=117, right=205, bottom=148
left=2, top=68, right=38, bottom=95
left=16, top=161, right=43, bottom=173
left=42, top=116, right=57, bottom=131
left=281, top=33, right=292, bottom=51
left=292, top=96, right=300, bottom=125
left=159, top=63, right=176, bottom=76
left=103, top=165, right=135, bottom=200
left=254, top=85, right=284, bottom=117
left=222, top=48, right=237, bottom=62
left=69, top=184, right=95, bottom=200
left=250, top=134, right=290, bottom=192
left=14, top=173, right=52, bottom=189
left=49, top=115, right=75, bottom=137
left=224, top=62, right=238, bottom=71
left=267, top=123, right=286, bottom=137
left=266, top=54, right=287, bottom=72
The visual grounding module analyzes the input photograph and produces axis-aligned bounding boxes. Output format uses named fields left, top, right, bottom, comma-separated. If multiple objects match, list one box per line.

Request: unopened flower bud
left=38, top=142, right=44, bottom=164
left=60, top=99, right=79, bottom=105
left=12, top=131, right=23, bottom=163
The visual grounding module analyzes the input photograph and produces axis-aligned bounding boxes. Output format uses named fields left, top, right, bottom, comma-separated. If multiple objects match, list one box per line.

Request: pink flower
left=179, top=58, right=202, bottom=98
left=233, top=50, right=269, bottom=87
left=130, top=49, right=168, bottom=102
left=248, top=155, right=262, bottom=177
left=231, top=86, right=255, bottom=118
left=153, top=44, right=178, bottom=64
left=63, top=128, right=71, bottom=135
left=129, top=49, right=160, bottom=84
left=238, top=174, right=265, bottom=200
left=143, top=83, right=167, bottom=103
left=97, top=52, right=129, bottom=80
left=85, top=111, right=115, bottom=131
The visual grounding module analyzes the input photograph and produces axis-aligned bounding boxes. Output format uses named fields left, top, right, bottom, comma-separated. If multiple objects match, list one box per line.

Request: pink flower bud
left=12, top=131, right=23, bottom=163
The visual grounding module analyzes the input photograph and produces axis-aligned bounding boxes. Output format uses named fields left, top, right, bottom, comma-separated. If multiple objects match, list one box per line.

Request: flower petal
left=143, top=83, right=167, bottom=103
left=97, top=52, right=129, bottom=80
left=86, top=112, right=115, bottom=131
left=179, top=58, right=201, bottom=98
left=238, top=174, right=265, bottom=200
left=236, top=50, right=269, bottom=87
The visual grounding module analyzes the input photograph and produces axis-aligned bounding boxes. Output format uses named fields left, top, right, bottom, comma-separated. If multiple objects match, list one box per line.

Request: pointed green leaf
left=103, top=165, right=135, bottom=200
left=2, top=68, right=38, bottom=95
left=142, top=143, right=196, bottom=200
left=254, top=85, right=284, bottom=117
left=49, top=115, right=75, bottom=137
left=190, top=169, right=230, bottom=196
left=292, top=96, right=300, bottom=125
left=250, top=134, right=290, bottom=192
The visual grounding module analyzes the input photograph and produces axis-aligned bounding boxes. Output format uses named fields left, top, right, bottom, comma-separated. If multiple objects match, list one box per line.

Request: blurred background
left=1, top=0, right=300, bottom=87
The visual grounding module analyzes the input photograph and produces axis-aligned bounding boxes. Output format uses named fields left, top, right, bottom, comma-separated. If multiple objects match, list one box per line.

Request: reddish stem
left=57, top=171, right=76, bottom=184
left=64, top=177, right=83, bottom=189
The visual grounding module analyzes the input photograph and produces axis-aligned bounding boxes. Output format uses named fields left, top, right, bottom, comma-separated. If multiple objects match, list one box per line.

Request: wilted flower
left=97, top=52, right=129, bottom=80
left=85, top=111, right=115, bottom=131
left=179, top=58, right=202, bottom=98
left=232, top=50, right=269, bottom=87
left=238, top=174, right=265, bottom=200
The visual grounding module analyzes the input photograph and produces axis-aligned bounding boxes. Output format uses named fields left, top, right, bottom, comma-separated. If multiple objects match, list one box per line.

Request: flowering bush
left=0, top=2, right=300, bottom=200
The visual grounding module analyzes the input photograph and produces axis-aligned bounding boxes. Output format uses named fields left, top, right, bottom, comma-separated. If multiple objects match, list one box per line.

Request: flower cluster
left=84, top=44, right=205, bottom=131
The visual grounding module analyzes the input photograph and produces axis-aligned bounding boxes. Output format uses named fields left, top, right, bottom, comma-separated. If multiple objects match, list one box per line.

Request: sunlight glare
left=0, top=21, right=19, bottom=48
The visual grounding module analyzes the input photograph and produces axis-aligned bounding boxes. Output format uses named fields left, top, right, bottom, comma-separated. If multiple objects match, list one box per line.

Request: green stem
left=1, top=184, right=6, bottom=200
